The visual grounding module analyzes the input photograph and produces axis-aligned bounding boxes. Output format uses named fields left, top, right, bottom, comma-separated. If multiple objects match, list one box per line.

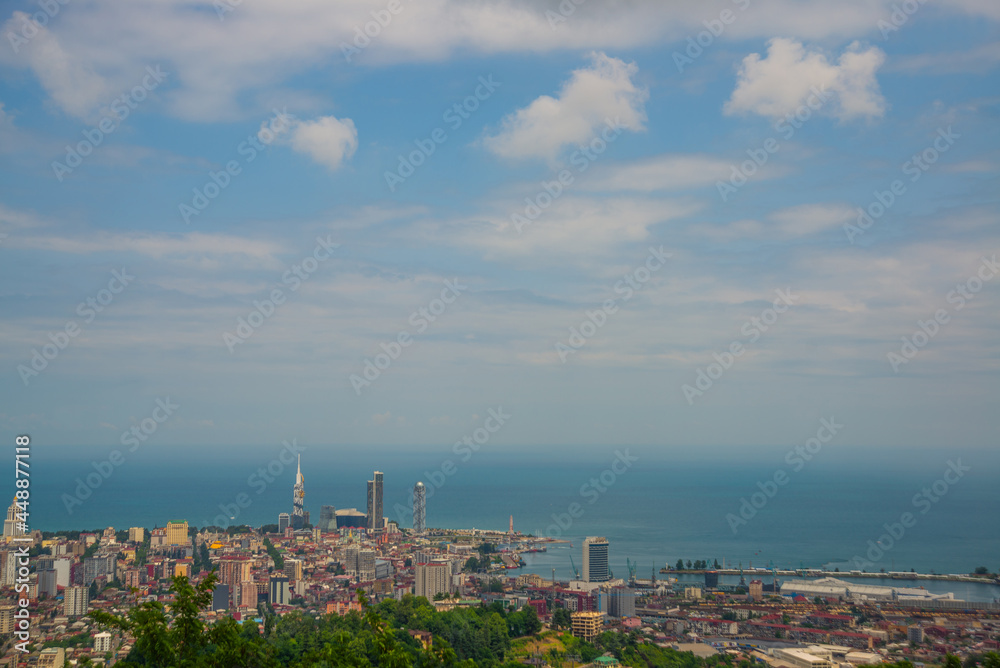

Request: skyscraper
left=367, top=471, right=383, bottom=530
left=292, top=455, right=306, bottom=529
left=582, top=537, right=609, bottom=583
left=278, top=513, right=290, bottom=532
left=319, top=505, right=337, bottom=531
left=413, top=482, right=426, bottom=534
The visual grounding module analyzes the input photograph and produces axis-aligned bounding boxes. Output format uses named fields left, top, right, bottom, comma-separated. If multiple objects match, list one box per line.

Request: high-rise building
left=3, top=497, right=24, bottom=541
left=413, top=482, right=426, bottom=534
left=64, top=586, right=89, bottom=616
left=84, top=554, right=115, bottom=585
left=38, top=566, right=58, bottom=598
left=94, top=631, right=112, bottom=653
left=344, top=546, right=360, bottom=575
left=908, top=625, right=924, bottom=644
left=367, top=471, right=384, bottom=530
left=239, top=581, right=258, bottom=608
left=607, top=587, right=635, bottom=618
left=358, top=549, right=376, bottom=581
left=166, top=520, right=189, bottom=546
left=129, top=527, right=145, bottom=543
left=415, top=562, right=450, bottom=600
left=219, top=558, right=251, bottom=589
left=1, top=550, right=17, bottom=586
left=269, top=574, right=290, bottom=606
left=0, top=606, right=13, bottom=634
left=571, top=611, right=604, bottom=642
left=38, top=648, right=66, bottom=668
left=319, top=505, right=337, bottom=531
left=292, top=455, right=306, bottom=530
left=213, top=584, right=230, bottom=611
left=705, top=571, right=719, bottom=589
left=284, top=559, right=303, bottom=581
left=748, top=579, right=763, bottom=601
left=278, top=513, right=290, bottom=533
left=582, top=537, right=609, bottom=583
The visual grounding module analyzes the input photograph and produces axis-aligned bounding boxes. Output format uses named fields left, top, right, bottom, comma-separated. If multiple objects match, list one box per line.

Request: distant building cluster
left=3, top=468, right=998, bottom=666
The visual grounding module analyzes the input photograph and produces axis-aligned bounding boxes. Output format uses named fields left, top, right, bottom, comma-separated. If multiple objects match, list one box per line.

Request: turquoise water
left=28, top=443, right=1000, bottom=599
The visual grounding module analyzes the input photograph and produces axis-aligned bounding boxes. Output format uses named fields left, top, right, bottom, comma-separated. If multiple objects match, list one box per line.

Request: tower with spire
left=292, top=455, right=306, bottom=529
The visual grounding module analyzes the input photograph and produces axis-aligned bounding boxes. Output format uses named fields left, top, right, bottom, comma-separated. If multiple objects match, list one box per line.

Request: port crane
left=569, top=554, right=580, bottom=579
left=626, top=558, right=637, bottom=586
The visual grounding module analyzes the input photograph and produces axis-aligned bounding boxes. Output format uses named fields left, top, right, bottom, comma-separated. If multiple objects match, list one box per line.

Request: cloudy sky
left=1, top=0, right=997, bottom=449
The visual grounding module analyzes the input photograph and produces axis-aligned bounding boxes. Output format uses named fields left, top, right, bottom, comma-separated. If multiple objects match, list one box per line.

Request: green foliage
left=86, top=569, right=805, bottom=668
left=675, top=559, right=684, bottom=571
left=82, top=539, right=101, bottom=559
left=263, top=537, right=284, bottom=570
left=551, top=607, right=572, bottom=629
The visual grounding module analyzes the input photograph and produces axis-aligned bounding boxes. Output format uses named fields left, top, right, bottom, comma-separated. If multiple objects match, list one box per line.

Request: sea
left=24, top=442, right=1000, bottom=602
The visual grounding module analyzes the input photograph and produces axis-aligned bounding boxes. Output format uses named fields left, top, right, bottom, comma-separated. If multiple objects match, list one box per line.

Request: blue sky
left=0, top=0, right=997, bottom=449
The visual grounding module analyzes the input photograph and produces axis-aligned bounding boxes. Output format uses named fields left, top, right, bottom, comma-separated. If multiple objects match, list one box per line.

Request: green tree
left=552, top=607, right=572, bottom=629
left=675, top=559, right=684, bottom=571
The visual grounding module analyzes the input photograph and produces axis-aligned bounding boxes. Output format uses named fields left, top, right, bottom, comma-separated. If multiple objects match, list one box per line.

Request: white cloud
left=892, top=42, right=1000, bottom=75
left=2, top=12, right=110, bottom=120
left=582, top=154, right=742, bottom=192
left=13, top=230, right=284, bottom=261
left=769, top=203, right=855, bottom=236
left=693, top=203, right=854, bottom=241
left=454, top=195, right=699, bottom=258
left=724, top=38, right=886, bottom=122
left=1, top=2, right=994, bottom=122
left=288, top=115, right=358, bottom=170
left=482, top=52, right=647, bottom=161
